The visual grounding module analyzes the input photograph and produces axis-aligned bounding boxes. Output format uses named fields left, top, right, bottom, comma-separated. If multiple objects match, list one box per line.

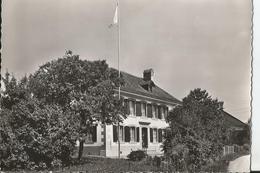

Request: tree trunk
left=78, top=140, right=84, bottom=160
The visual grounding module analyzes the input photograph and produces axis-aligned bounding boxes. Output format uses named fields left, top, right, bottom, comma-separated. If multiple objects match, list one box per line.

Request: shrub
left=0, top=99, right=77, bottom=170
left=127, top=150, right=147, bottom=161
left=243, top=143, right=250, bottom=152
left=153, top=156, right=161, bottom=167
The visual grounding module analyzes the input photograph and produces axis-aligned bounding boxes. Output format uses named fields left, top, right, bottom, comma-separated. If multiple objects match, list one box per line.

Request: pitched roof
left=120, top=71, right=181, bottom=105
left=222, top=110, right=248, bottom=129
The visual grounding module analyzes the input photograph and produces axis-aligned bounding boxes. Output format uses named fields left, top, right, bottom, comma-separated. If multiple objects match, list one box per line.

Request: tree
left=0, top=72, right=77, bottom=170
left=163, top=88, right=227, bottom=171
left=28, top=51, right=126, bottom=159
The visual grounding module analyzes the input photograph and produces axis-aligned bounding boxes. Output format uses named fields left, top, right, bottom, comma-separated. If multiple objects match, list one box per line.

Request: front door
left=142, top=127, right=148, bottom=148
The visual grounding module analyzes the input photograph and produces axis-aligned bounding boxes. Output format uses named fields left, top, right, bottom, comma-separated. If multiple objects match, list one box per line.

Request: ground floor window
left=113, top=125, right=124, bottom=142
left=153, top=128, right=158, bottom=142
left=150, top=128, right=164, bottom=143
left=85, top=125, right=97, bottom=143
left=113, top=125, right=139, bottom=143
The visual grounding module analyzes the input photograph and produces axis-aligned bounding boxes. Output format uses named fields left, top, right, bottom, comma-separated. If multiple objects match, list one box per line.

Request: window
left=161, top=106, right=165, bottom=119
left=147, top=104, right=152, bottom=118
left=119, top=126, right=124, bottom=142
left=113, top=125, right=118, bottom=142
left=113, top=125, right=124, bottom=142
left=155, top=105, right=158, bottom=119
left=141, top=102, right=147, bottom=116
left=150, top=128, right=158, bottom=143
left=129, top=100, right=135, bottom=115
left=153, top=128, right=158, bottom=142
left=130, top=127, right=135, bottom=142
left=85, top=126, right=97, bottom=143
left=152, top=104, right=156, bottom=118
left=136, top=102, right=142, bottom=116
left=124, top=126, right=139, bottom=142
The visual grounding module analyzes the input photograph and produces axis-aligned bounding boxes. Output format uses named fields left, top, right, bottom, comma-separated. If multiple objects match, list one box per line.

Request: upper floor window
left=141, top=102, right=147, bottom=117
left=152, top=104, right=156, bottom=118
left=147, top=104, right=152, bottom=118
left=124, top=99, right=136, bottom=116
left=136, top=101, right=141, bottom=116
left=129, top=100, right=135, bottom=115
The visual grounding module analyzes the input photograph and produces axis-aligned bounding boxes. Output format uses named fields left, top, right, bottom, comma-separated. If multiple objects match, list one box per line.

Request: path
left=228, top=154, right=250, bottom=172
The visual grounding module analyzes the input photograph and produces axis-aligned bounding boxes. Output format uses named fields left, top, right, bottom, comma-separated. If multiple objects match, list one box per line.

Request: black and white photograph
left=1, top=0, right=254, bottom=172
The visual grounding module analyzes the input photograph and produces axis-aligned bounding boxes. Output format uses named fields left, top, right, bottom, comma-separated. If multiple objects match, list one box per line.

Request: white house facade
left=76, top=69, right=181, bottom=158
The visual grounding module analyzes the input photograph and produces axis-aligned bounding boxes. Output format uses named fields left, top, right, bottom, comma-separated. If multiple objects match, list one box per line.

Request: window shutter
left=125, top=126, right=130, bottom=142
left=158, top=129, right=162, bottom=142
left=136, top=127, right=139, bottom=142
left=113, top=125, right=118, bottom=142
left=150, top=128, right=153, bottom=143
left=147, top=104, right=152, bottom=118
left=136, top=102, right=141, bottom=116
left=165, top=107, right=169, bottom=120
left=92, top=126, right=97, bottom=142
left=158, top=106, right=162, bottom=119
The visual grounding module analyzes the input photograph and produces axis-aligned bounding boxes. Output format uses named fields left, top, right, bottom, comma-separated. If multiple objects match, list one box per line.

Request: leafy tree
left=28, top=51, right=126, bottom=159
left=163, top=88, right=227, bottom=171
left=0, top=73, right=77, bottom=170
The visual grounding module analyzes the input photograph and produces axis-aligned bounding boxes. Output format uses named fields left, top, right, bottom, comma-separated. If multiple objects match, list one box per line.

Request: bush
left=0, top=99, right=77, bottom=170
left=127, top=150, right=147, bottom=161
left=243, top=143, right=250, bottom=152
left=153, top=156, right=161, bottom=167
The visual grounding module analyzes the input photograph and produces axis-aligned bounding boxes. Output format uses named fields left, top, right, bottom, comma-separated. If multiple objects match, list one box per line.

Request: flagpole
left=117, top=0, right=121, bottom=159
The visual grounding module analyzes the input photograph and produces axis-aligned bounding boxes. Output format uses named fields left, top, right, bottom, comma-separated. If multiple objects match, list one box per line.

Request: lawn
left=3, top=151, right=250, bottom=172
left=3, top=157, right=166, bottom=173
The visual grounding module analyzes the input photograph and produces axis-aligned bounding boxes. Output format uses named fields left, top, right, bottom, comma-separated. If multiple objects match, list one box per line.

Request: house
left=77, top=69, right=181, bottom=158
left=222, top=111, right=250, bottom=155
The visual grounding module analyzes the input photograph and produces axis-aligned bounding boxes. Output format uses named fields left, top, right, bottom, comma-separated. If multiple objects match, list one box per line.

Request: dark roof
left=222, top=110, right=248, bottom=129
left=120, top=71, right=181, bottom=104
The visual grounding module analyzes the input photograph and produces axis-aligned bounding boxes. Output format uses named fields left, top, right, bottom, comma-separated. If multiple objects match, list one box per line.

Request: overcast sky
left=2, top=0, right=252, bottom=122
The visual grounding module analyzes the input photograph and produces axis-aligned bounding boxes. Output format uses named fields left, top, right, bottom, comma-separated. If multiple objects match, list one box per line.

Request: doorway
left=141, top=127, right=148, bottom=148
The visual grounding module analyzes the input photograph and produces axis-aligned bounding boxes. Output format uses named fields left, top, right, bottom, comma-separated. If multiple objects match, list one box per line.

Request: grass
left=53, top=157, right=165, bottom=173
left=3, top=151, right=250, bottom=172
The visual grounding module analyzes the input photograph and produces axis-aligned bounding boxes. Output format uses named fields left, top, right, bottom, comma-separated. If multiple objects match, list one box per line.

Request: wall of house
left=75, top=123, right=105, bottom=157
left=105, top=109, right=171, bottom=158
left=74, top=95, right=177, bottom=158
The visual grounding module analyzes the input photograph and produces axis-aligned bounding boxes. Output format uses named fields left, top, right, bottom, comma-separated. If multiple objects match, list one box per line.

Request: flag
left=113, top=3, right=118, bottom=24
left=109, top=3, right=118, bottom=28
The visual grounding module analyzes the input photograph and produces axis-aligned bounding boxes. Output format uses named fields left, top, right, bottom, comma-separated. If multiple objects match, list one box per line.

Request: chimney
left=143, top=68, right=154, bottom=81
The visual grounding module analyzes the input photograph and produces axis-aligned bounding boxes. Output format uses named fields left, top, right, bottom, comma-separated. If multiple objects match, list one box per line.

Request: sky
left=2, top=0, right=252, bottom=122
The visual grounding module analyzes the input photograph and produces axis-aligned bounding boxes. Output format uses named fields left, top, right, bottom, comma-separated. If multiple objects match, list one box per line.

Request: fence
left=223, top=145, right=244, bottom=156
